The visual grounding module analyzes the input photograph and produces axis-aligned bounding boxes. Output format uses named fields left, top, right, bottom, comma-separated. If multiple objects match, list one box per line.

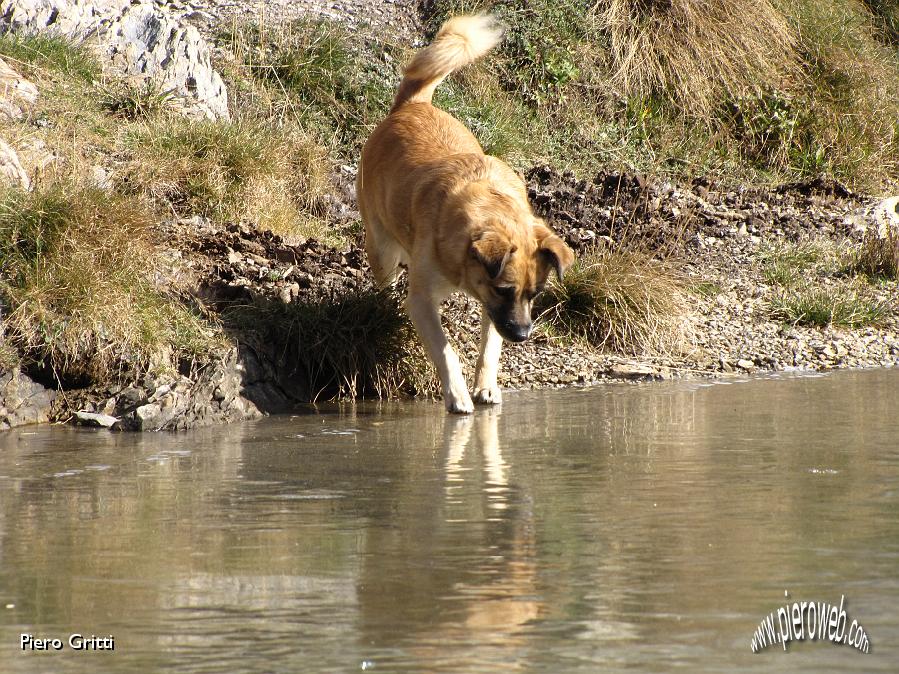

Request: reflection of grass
left=537, top=246, right=692, bottom=355
left=0, top=186, right=221, bottom=385
left=225, top=288, right=436, bottom=401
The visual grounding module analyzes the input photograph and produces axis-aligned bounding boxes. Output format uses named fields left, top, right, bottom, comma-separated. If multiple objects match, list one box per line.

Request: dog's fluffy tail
left=391, top=14, right=502, bottom=112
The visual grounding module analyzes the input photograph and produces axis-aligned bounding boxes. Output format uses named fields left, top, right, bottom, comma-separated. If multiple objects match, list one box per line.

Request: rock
left=736, top=358, right=755, bottom=371
left=74, top=410, right=118, bottom=428
left=0, top=137, right=29, bottom=189
left=0, top=55, right=38, bottom=120
left=870, top=196, right=899, bottom=238
left=609, top=363, right=661, bottom=380
left=0, top=0, right=229, bottom=119
left=134, top=402, right=163, bottom=429
left=0, top=368, right=54, bottom=430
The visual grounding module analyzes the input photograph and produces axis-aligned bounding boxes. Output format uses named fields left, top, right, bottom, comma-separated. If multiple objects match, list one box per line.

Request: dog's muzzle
left=496, top=320, right=533, bottom=343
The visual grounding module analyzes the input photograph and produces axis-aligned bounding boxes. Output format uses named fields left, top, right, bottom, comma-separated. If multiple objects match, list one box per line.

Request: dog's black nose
left=500, top=322, right=532, bottom=343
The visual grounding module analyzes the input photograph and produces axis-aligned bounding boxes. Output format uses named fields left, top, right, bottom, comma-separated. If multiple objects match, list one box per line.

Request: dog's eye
left=494, top=286, right=516, bottom=300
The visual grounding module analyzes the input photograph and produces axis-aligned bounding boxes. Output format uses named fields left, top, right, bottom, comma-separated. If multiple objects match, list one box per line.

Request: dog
left=357, top=15, right=574, bottom=413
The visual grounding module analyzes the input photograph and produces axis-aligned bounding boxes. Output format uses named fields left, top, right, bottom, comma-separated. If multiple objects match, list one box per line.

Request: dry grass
left=847, top=229, right=899, bottom=281
left=597, top=0, right=801, bottom=115
left=537, top=245, right=694, bottom=356
left=0, top=185, right=221, bottom=385
left=423, top=0, right=899, bottom=188
left=123, top=117, right=332, bottom=239
left=225, top=288, right=437, bottom=401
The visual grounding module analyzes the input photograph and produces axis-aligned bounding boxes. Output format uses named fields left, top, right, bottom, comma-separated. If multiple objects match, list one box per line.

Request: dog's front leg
left=473, top=307, right=503, bottom=405
left=406, top=291, right=474, bottom=414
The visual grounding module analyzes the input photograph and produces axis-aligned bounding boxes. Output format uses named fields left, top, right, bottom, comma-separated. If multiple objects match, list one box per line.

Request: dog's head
left=467, top=218, right=574, bottom=343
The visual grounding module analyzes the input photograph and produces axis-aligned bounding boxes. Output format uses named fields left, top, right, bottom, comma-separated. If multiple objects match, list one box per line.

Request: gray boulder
left=1, top=368, right=55, bottom=430
left=0, top=0, right=229, bottom=119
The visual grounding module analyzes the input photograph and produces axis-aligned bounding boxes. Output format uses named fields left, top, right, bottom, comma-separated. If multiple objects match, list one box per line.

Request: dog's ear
left=471, top=231, right=515, bottom=280
left=533, top=223, right=574, bottom=279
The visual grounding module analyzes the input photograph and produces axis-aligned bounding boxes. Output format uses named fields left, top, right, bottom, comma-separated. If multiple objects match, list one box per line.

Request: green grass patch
left=98, top=79, right=178, bottom=120
left=226, top=19, right=397, bottom=154
left=757, top=239, right=838, bottom=287
left=690, top=280, right=723, bottom=298
left=769, top=283, right=889, bottom=327
left=420, top=0, right=899, bottom=189
left=0, top=34, right=100, bottom=81
left=123, top=117, right=332, bottom=239
left=536, top=246, right=693, bottom=355
left=0, top=185, right=221, bottom=385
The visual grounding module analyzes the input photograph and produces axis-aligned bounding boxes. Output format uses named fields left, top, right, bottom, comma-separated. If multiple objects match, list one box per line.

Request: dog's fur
left=357, top=15, right=574, bottom=413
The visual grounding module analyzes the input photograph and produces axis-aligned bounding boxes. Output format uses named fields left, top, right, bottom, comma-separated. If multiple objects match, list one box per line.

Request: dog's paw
left=473, top=386, right=502, bottom=405
left=445, top=394, right=474, bottom=414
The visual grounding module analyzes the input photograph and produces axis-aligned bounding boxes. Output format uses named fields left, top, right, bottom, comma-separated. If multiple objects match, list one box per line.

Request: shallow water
left=1, top=369, right=897, bottom=672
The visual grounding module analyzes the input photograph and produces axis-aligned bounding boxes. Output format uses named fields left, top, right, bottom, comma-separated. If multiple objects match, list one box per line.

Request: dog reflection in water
left=440, top=408, right=541, bottom=636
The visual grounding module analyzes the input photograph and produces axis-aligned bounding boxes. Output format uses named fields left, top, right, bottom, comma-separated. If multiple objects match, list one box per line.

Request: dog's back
left=358, top=16, right=504, bottom=284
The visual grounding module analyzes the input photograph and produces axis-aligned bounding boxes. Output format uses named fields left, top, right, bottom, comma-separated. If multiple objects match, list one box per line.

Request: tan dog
left=357, top=15, right=574, bottom=413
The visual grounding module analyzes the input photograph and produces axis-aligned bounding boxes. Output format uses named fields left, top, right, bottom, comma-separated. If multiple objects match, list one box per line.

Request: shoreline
left=1, top=0, right=897, bottom=431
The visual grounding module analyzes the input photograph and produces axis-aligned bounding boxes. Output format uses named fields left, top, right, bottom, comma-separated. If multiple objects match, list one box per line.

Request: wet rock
left=75, top=410, right=118, bottom=428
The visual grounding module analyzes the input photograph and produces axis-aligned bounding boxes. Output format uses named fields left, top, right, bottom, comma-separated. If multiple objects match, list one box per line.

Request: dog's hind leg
left=363, top=216, right=405, bottom=288
left=406, top=270, right=474, bottom=414
left=473, top=306, right=503, bottom=405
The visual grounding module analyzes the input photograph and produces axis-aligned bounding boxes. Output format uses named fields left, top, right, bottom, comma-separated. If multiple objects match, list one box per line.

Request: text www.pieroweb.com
left=750, top=595, right=870, bottom=653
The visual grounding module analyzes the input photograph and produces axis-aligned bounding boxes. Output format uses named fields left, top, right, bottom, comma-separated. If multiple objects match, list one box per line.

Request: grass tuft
left=422, top=0, right=899, bottom=188
left=846, top=229, right=899, bottom=281
left=226, top=288, right=436, bottom=401
left=769, top=284, right=888, bottom=327
left=0, top=34, right=100, bottom=81
left=98, top=79, right=178, bottom=120
left=757, top=239, right=835, bottom=287
left=597, top=0, right=800, bottom=115
left=0, top=185, right=221, bottom=385
left=537, top=246, right=693, bottom=355
left=124, top=117, right=332, bottom=239
left=228, top=19, right=397, bottom=154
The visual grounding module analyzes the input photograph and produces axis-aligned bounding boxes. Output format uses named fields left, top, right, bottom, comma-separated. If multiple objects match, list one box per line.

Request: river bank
left=1, top=0, right=897, bottom=431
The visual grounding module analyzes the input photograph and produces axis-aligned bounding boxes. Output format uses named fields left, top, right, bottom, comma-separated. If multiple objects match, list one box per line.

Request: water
left=1, top=369, right=897, bottom=672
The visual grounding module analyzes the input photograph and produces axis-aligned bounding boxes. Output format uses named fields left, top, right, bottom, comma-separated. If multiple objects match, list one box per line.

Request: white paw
left=445, top=393, right=474, bottom=414
left=473, top=386, right=502, bottom=405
